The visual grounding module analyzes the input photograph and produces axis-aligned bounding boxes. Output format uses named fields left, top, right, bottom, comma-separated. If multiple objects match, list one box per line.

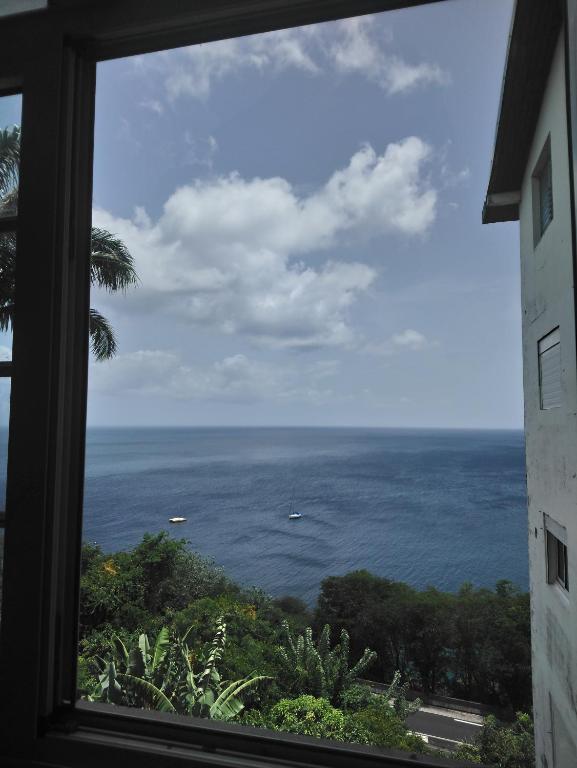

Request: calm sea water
left=82, top=427, right=529, bottom=604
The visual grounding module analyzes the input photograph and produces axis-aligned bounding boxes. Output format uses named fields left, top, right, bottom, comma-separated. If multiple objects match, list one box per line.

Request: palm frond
left=0, top=129, right=137, bottom=360
left=0, top=231, right=16, bottom=331
left=90, top=227, right=138, bottom=292
left=89, top=308, right=117, bottom=361
left=0, top=126, right=20, bottom=203
left=0, top=189, right=17, bottom=217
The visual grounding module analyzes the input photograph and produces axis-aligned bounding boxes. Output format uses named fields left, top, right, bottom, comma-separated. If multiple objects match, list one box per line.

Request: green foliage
left=89, top=308, right=118, bottom=361
left=80, top=533, right=233, bottom=635
left=246, top=695, right=368, bottom=743
left=315, top=571, right=531, bottom=709
left=454, top=713, right=535, bottom=768
left=271, top=596, right=311, bottom=631
left=93, top=618, right=268, bottom=721
left=381, top=671, right=421, bottom=721
left=0, top=231, right=16, bottom=332
left=78, top=532, right=533, bottom=759
left=340, top=674, right=425, bottom=751
left=0, top=125, right=19, bottom=213
left=0, top=125, right=137, bottom=359
left=245, top=692, right=426, bottom=754
left=171, top=595, right=301, bottom=710
left=277, top=620, right=376, bottom=705
left=349, top=704, right=427, bottom=753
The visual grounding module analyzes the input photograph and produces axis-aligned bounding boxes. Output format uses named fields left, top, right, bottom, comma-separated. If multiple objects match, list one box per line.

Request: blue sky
left=5, top=0, right=522, bottom=429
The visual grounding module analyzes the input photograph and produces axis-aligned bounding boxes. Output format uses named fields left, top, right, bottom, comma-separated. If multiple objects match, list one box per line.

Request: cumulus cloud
left=137, top=15, right=448, bottom=101
left=90, top=350, right=339, bottom=404
left=93, top=137, right=437, bottom=350
left=330, top=17, right=449, bottom=94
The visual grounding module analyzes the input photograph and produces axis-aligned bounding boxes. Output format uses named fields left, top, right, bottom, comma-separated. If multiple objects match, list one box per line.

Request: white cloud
left=90, top=350, right=339, bottom=404
left=117, top=117, right=142, bottom=152
left=330, top=17, right=449, bottom=94
left=365, top=328, right=436, bottom=356
left=139, top=99, right=164, bottom=115
left=183, top=131, right=219, bottom=168
left=94, top=137, right=437, bottom=350
left=391, top=328, right=429, bottom=350
left=137, top=15, right=448, bottom=102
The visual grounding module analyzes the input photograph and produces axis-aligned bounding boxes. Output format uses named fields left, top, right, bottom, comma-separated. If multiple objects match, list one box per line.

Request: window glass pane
left=79, top=3, right=530, bottom=756
left=0, top=232, right=15, bottom=360
left=539, top=156, right=553, bottom=234
left=0, top=1, right=46, bottom=18
left=0, top=94, right=22, bottom=218
left=0, top=378, right=10, bottom=508
left=0, top=526, right=4, bottom=626
left=557, top=539, right=565, bottom=584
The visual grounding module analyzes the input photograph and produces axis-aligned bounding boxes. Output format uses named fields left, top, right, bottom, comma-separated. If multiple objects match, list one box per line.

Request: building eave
left=482, top=0, right=563, bottom=224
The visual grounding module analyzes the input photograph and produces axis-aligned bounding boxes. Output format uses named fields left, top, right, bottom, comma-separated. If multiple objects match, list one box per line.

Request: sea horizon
left=86, top=424, right=525, bottom=432
left=82, top=426, right=529, bottom=603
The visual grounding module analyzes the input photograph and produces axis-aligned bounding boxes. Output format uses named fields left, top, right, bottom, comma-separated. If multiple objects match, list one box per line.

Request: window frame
left=532, top=135, right=554, bottom=246
left=538, top=326, right=562, bottom=410
left=0, top=88, right=19, bottom=613
left=0, top=2, right=518, bottom=768
left=545, top=514, right=569, bottom=592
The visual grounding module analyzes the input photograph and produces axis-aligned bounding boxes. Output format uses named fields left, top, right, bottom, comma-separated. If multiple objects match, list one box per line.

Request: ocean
left=82, top=427, right=529, bottom=604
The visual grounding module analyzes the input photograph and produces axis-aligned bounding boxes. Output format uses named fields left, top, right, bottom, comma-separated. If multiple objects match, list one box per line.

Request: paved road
left=406, top=710, right=482, bottom=750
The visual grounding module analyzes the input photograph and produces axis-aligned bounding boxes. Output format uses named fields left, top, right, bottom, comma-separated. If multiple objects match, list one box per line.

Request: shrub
left=454, top=712, right=535, bottom=768
left=350, top=704, right=427, bottom=752
left=277, top=621, right=376, bottom=705
left=92, top=618, right=269, bottom=721
left=246, top=695, right=368, bottom=743
left=79, top=533, right=233, bottom=634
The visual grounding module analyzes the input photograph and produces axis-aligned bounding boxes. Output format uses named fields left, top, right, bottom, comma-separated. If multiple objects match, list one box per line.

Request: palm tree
left=0, top=125, right=137, bottom=360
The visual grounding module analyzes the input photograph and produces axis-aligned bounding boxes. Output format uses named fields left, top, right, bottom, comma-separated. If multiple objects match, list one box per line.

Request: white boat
left=169, top=516, right=187, bottom=523
left=288, top=494, right=302, bottom=520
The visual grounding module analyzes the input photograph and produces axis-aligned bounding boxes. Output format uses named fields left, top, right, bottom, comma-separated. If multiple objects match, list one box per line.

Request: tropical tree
left=245, top=681, right=426, bottom=753
left=454, top=712, right=535, bottom=768
left=0, top=125, right=137, bottom=360
left=93, top=618, right=269, bottom=721
left=277, top=620, right=376, bottom=706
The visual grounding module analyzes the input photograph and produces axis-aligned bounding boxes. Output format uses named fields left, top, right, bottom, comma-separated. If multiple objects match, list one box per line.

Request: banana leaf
left=116, top=673, right=176, bottom=713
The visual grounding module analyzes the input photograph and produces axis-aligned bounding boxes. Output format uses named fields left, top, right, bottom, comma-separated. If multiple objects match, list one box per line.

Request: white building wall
left=519, top=31, right=577, bottom=768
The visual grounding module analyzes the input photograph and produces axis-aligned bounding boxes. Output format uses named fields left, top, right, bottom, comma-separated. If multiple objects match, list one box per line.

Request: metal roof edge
left=482, top=0, right=563, bottom=224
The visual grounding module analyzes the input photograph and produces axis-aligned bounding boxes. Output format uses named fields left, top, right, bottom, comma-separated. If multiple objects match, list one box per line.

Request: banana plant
left=94, top=618, right=268, bottom=721
left=278, top=620, right=376, bottom=706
